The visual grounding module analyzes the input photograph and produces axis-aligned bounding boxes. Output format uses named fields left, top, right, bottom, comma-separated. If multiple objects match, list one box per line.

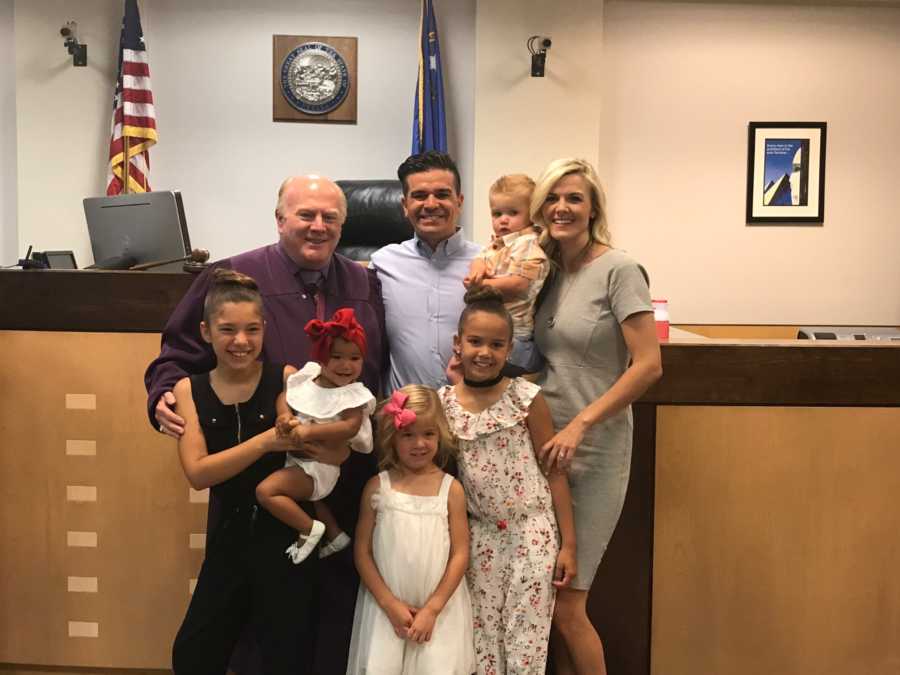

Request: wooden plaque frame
left=273, top=35, right=358, bottom=124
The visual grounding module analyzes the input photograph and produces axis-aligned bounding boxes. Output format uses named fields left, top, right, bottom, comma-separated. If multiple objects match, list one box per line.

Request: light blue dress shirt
left=370, top=229, right=481, bottom=392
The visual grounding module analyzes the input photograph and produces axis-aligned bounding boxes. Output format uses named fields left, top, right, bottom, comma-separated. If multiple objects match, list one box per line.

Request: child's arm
left=478, top=274, right=530, bottom=301
left=354, top=476, right=417, bottom=639
left=275, top=366, right=299, bottom=438
left=464, top=256, right=488, bottom=289
left=480, top=242, right=549, bottom=301
left=289, top=406, right=364, bottom=446
left=173, top=377, right=291, bottom=491
left=527, top=392, right=577, bottom=589
left=408, top=479, right=470, bottom=643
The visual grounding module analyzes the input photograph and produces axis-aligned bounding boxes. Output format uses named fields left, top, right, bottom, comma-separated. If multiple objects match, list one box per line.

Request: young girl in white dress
left=347, top=386, right=476, bottom=675
left=256, top=308, right=376, bottom=564
left=439, top=287, right=577, bottom=675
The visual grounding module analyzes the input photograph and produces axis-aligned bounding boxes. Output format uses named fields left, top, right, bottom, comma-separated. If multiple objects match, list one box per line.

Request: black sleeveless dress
left=191, top=362, right=284, bottom=507
left=172, top=362, right=318, bottom=675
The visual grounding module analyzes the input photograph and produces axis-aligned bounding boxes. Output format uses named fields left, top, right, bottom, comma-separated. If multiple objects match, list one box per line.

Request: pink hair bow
left=383, top=391, right=417, bottom=429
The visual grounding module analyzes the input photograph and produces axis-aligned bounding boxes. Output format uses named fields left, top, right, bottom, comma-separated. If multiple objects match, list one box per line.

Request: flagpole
left=123, top=134, right=130, bottom=194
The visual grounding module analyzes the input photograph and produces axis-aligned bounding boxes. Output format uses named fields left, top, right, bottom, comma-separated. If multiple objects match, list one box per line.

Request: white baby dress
left=284, top=361, right=376, bottom=500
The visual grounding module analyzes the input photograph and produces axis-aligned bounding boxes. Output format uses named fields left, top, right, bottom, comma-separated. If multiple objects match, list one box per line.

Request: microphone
left=129, top=249, right=210, bottom=272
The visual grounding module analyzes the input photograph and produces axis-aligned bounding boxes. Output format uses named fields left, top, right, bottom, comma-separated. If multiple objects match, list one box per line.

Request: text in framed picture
left=746, top=122, right=826, bottom=225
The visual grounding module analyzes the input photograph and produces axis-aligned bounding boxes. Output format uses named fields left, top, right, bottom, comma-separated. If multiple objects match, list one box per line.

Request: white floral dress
left=439, top=378, right=558, bottom=675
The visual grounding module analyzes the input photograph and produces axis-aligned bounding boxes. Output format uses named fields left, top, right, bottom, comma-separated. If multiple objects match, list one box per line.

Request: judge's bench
left=1, top=267, right=898, bottom=675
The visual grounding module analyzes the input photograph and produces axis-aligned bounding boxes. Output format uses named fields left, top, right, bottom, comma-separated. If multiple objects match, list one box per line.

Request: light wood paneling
left=0, top=668, right=168, bottom=674
left=652, top=406, right=900, bottom=675
left=674, top=324, right=803, bottom=339
left=675, top=324, right=900, bottom=339
left=0, top=331, right=200, bottom=669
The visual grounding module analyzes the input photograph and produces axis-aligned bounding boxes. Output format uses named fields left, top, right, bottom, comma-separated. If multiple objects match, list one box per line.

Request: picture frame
left=746, top=122, right=827, bottom=224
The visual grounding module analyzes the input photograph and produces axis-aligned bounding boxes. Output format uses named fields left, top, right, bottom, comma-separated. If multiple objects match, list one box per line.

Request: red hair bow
left=304, top=308, right=367, bottom=365
left=382, top=391, right=417, bottom=430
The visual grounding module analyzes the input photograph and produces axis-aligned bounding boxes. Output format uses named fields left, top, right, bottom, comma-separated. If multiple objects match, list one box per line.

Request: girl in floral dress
left=439, top=288, right=577, bottom=675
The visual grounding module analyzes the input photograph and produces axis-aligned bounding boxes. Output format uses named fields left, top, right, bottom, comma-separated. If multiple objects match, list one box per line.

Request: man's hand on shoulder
left=156, top=390, right=186, bottom=438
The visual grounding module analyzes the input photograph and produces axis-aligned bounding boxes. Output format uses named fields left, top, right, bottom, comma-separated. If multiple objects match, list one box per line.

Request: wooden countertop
left=3, top=269, right=898, bottom=406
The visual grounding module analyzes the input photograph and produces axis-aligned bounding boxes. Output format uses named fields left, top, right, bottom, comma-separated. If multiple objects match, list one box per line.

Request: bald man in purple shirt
left=145, top=175, right=385, bottom=674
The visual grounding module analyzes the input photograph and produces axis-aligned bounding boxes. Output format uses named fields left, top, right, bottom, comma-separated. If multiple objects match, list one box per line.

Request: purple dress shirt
left=146, top=243, right=385, bottom=413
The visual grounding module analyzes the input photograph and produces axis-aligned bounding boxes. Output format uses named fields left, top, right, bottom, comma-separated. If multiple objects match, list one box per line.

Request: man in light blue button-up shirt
left=370, top=152, right=481, bottom=392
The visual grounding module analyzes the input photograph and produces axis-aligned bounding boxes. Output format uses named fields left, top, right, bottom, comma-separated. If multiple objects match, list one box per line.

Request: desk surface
left=3, top=269, right=898, bottom=406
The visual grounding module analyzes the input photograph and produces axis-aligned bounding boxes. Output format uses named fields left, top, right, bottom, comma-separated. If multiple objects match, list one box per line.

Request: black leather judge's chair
left=336, top=180, right=413, bottom=261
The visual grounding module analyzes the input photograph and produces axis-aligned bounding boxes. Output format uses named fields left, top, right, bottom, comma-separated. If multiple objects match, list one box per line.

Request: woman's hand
left=407, top=606, right=437, bottom=643
left=385, top=598, right=416, bottom=639
left=540, top=418, right=586, bottom=473
left=553, top=546, right=577, bottom=589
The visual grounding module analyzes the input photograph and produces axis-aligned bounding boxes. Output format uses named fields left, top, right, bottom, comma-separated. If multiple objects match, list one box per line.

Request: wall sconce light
left=61, top=21, right=87, bottom=67
left=527, top=35, right=552, bottom=77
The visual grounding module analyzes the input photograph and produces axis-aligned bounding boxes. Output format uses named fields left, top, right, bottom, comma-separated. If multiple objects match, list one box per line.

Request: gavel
left=130, top=248, right=210, bottom=272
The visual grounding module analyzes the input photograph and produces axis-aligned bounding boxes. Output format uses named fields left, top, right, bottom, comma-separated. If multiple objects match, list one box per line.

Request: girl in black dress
left=170, top=269, right=317, bottom=675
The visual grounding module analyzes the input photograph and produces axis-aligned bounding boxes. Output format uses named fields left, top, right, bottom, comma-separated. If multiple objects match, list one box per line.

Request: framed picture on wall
left=746, top=122, right=827, bottom=224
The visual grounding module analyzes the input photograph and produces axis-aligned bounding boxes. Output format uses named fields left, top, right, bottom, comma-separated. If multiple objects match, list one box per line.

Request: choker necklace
left=463, top=372, right=505, bottom=388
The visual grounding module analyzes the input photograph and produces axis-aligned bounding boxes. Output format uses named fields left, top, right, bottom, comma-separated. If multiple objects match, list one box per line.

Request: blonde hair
left=375, top=385, right=457, bottom=471
left=489, top=174, right=536, bottom=204
left=530, top=158, right=609, bottom=264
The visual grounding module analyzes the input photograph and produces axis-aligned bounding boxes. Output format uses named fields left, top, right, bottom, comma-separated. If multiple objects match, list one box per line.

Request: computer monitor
left=83, top=191, right=191, bottom=272
left=37, top=250, right=78, bottom=269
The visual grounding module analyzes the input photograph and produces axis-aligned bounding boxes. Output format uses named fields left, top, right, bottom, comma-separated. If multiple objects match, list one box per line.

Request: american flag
left=106, top=0, right=157, bottom=195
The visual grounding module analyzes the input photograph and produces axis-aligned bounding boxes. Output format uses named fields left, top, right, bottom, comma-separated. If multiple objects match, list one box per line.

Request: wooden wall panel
left=652, top=406, right=900, bottom=675
left=673, top=324, right=801, bottom=338
left=0, top=668, right=168, bottom=674
left=0, top=331, right=199, bottom=669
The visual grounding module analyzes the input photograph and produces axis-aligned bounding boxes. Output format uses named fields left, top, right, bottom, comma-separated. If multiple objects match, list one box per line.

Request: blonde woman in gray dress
left=531, top=158, right=662, bottom=675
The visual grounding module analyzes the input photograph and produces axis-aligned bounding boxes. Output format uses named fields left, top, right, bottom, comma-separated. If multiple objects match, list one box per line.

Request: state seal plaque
left=273, top=35, right=358, bottom=123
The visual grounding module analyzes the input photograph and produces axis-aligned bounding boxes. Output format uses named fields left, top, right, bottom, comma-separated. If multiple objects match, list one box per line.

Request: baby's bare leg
left=256, top=467, right=316, bottom=535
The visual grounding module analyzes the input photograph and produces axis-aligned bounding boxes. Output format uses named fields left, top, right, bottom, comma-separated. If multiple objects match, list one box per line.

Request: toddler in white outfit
left=255, top=308, right=375, bottom=564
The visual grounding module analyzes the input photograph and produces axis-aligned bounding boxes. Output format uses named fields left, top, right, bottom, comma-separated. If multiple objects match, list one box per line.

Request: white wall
left=13, top=0, right=900, bottom=325
left=472, top=0, right=604, bottom=244
left=15, top=0, right=475, bottom=265
left=600, top=1, right=900, bottom=325
left=0, top=0, right=17, bottom=266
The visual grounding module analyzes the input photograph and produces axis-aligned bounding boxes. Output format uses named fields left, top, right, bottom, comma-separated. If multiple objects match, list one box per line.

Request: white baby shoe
left=285, top=520, right=326, bottom=564
left=318, top=531, right=351, bottom=559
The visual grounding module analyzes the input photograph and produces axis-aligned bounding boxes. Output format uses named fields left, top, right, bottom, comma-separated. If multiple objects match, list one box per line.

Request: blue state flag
left=412, top=0, right=447, bottom=154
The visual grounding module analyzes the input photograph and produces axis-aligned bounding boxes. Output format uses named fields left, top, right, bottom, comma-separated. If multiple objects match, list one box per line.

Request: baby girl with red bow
left=256, top=308, right=376, bottom=564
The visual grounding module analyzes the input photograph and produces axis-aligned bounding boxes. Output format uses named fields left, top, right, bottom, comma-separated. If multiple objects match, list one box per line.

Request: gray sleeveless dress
left=534, top=248, right=653, bottom=590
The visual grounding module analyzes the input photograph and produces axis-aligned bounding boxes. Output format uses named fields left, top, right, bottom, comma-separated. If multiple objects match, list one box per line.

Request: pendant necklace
left=547, top=246, right=591, bottom=329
